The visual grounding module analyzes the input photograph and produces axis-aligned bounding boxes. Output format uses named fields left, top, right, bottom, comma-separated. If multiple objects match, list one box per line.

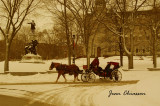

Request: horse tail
left=77, top=66, right=82, bottom=74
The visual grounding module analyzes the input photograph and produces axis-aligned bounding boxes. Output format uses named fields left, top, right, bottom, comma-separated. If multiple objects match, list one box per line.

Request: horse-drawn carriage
left=81, top=62, right=122, bottom=82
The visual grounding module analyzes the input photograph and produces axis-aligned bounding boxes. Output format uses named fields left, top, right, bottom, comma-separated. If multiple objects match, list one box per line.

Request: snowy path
left=0, top=81, right=138, bottom=106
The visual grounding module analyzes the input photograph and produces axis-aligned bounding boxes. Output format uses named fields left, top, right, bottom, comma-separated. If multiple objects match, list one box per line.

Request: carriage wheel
left=111, top=70, right=122, bottom=82
left=88, top=73, right=96, bottom=83
left=81, top=73, right=89, bottom=82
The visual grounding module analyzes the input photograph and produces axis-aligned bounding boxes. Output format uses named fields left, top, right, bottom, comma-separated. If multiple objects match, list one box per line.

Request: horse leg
left=56, top=71, right=62, bottom=83
left=76, top=74, right=80, bottom=81
left=62, top=74, right=67, bottom=82
left=74, top=73, right=79, bottom=82
left=73, top=73, right=77, bottom=82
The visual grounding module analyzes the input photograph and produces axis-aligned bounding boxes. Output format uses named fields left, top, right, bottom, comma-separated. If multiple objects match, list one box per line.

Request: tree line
left=0, top=0, right=160, bottom=73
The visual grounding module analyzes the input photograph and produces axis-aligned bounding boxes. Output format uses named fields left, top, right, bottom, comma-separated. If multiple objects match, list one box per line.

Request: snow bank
left=0, top=56, right=160, bottom=83
left=0, top=56, right=160, bottom=106
left=94, top=71, right=160, bottom=106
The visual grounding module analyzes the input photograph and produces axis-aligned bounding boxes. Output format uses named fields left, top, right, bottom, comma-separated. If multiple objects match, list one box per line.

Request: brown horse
left=49, top=62, right=81, bottom=83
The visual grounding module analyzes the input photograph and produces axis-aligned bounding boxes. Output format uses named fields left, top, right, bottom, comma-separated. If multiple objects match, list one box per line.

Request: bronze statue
left=25, top=40, right=38, bottom=55
left=28, top=20, right=36, bottom=34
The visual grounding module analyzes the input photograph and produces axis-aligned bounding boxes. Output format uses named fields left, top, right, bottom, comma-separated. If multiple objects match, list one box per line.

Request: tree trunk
left=86, top=47, right=90, bottom=68
left=128, top=26, right=134, bottom=69
left=122, top=30, right=134, bottom=69
left=153, top=30, right=157, bottom=68
left=128, top=54, right=133, bottom=69
left=64, top=0, right=71, bottom=65
left=66, top=36, right=71, bottom=65
left=68, top=47, right=72, bottom=65
left=91, top=34, right=96, bottom=57
left=153, top=49, right=157, bottom=68
left=119, top=36, right=123, bottom=66
left=120, top=45, right=123, bottom=66
left=4, top=40, right=10, bottom=72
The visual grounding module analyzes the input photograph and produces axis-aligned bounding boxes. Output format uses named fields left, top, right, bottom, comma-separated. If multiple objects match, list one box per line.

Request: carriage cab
left=81, top=62, right=122, bottom=82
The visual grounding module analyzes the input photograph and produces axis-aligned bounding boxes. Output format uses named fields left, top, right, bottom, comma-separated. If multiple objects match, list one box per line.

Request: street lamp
left=72, top=35, right=76, bottom=64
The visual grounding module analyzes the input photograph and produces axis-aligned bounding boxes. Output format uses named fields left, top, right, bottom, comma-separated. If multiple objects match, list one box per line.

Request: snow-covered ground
left=0, top=56, right=160, bottom=106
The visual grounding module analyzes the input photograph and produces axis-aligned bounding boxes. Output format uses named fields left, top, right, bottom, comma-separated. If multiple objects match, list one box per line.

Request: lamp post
left=72, top=35, right=75, bottom=64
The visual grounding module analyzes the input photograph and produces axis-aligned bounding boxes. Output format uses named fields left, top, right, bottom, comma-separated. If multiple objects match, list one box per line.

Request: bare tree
left=148, top=0, right=160, bottom=68
left=45, top=0, right=99, bottom=66
left=0, top=0, right=41, bottom=72
left=95, top=0, right=147, bottom=69
left=62, top=0, right=100, bottom=67
left=137, top=0, right=160, bottom=68
left=113, top=0, right=148, bottom=69
left=43, top=0, right=77, bottom=65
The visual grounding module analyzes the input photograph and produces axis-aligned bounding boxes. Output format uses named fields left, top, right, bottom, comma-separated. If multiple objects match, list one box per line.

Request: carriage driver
left=90, top=57, right=103, bottom=75
left=90, top=57, right=99, bottom=68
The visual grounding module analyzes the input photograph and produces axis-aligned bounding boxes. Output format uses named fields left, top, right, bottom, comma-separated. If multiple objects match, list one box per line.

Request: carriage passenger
left=104, top=62, right=114, bottom=78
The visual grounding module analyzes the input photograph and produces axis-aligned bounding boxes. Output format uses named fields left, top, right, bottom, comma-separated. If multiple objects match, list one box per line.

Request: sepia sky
left=0, top=3, right=53, bottom=40
left=28, top=8, right=53, bottom=30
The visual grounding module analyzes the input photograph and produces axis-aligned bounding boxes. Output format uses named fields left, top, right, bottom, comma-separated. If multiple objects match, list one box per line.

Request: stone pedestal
left=20, top=54, right=44, bottom=63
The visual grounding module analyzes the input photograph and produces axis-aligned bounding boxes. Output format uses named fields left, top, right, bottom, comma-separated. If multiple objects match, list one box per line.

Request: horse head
left=49, top=62, right=60, bottom=70
left=49, top=62, right=54, bottom=70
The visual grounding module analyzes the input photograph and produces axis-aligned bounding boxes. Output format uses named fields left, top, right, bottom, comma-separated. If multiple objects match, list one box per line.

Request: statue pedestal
left=20, top=54, right=44, bottom=63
